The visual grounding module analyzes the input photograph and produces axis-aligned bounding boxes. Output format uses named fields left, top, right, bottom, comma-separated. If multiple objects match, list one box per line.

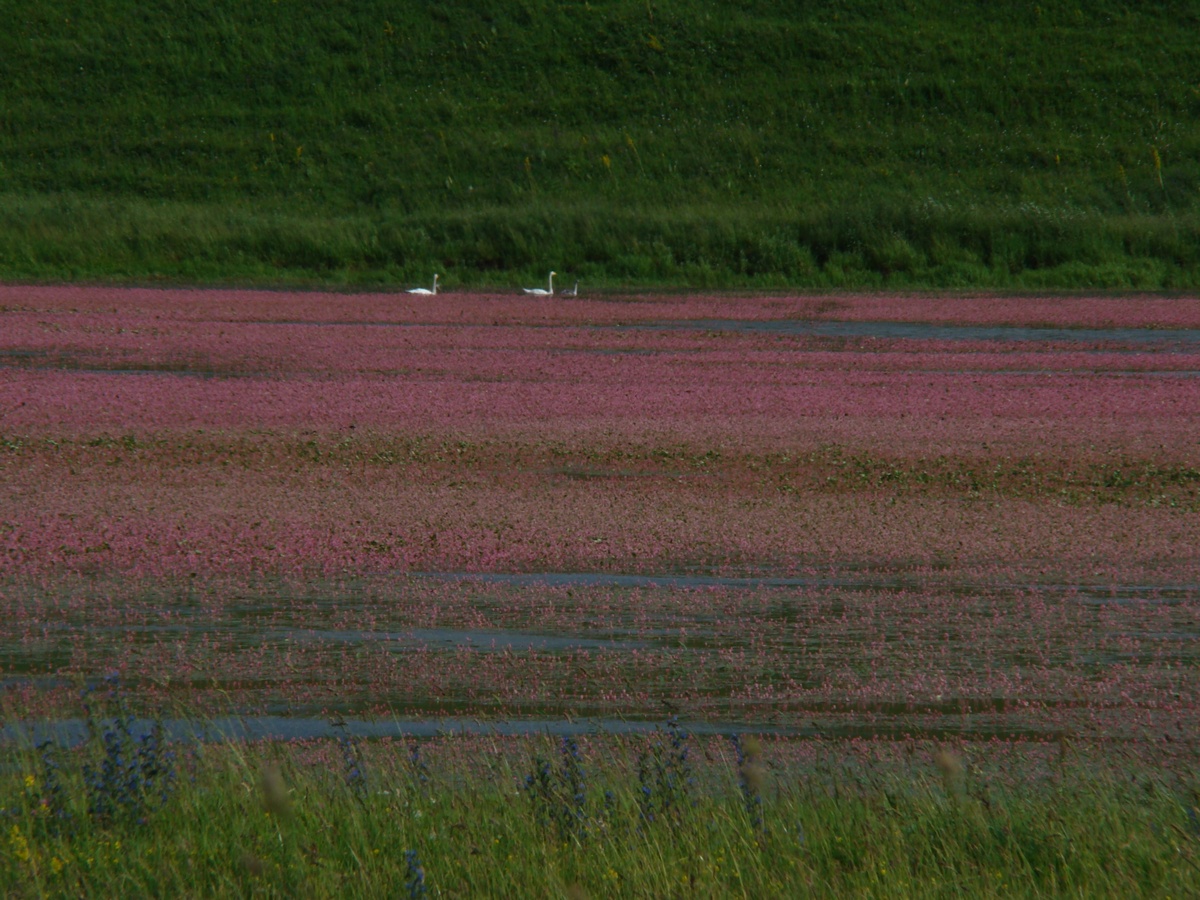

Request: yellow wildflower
left=8, top=825, right=31, bottom=862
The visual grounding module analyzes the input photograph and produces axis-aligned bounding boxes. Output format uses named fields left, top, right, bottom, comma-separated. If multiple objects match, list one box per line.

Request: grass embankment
left=2, top=1, right=1198, bottom=288
left=3, top=708, right=1197, bottom=898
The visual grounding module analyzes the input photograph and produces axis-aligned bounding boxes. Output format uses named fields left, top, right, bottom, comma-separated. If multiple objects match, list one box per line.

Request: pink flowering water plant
left=1, top=285, right=1197, bottom=774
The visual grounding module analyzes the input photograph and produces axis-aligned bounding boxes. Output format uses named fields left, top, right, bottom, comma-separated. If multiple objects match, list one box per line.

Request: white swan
left=561, top=280, right=579, bottom=297
left=522, top=271, right=556, bottom=296
left=406, top=274, right=439, bottom=295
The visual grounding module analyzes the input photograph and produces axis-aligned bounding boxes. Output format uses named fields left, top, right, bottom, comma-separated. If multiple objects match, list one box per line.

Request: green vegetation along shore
left=2, top=0, right=1199, bottom=288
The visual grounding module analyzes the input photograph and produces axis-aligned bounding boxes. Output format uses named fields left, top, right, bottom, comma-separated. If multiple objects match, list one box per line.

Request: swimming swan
left=522, top=271, right=556, bottom=296
left=406, top=274, right=439, bottom=295
left=561, top=280, right=579, bottom=297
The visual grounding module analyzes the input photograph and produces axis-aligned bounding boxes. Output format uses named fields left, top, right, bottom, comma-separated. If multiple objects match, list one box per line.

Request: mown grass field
left=2, top=0, right=1198, bottom=287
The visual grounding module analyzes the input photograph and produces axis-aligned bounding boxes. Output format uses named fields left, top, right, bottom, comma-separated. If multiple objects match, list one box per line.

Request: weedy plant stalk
left=637, top=717, right=694, bottom=825
left=336, top=727, right=368, bottom=801
left=40, top=676, right=178, bottom=830
left=404, top=849, right=427, bottom=899
left=524, top=736, right=590, bottom=844
left=733, top=733, right=767, bottom=834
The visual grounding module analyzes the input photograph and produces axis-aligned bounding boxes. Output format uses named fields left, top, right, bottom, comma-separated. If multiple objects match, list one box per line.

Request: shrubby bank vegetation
left=1, top=0, right=1198, bottom=289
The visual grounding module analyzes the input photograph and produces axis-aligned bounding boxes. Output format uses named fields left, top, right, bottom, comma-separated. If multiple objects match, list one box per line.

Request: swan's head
left=550, top=271, right=557, bottom=276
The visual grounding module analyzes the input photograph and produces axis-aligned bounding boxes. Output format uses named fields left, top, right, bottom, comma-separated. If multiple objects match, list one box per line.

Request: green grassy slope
left=1, top=0, right=1198, bottom=288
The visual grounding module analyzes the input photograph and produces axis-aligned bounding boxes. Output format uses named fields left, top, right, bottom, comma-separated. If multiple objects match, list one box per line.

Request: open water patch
left=19, top=622, right=653, bottom=652
left=1, top=713, right=1067, bottom=749
left=413, top=571, right=873, bottom=590
left=274, top=626, right=651, bottom=652
left=620, top=319, right=1200, bottom=346
left=415, top=570, right=1200, bottom=600
left=0, top=716, right=808, bottom=748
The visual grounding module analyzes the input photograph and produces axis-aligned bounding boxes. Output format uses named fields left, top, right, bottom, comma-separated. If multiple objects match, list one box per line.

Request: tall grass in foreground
left=3, top=717, right=1197, bottom=896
